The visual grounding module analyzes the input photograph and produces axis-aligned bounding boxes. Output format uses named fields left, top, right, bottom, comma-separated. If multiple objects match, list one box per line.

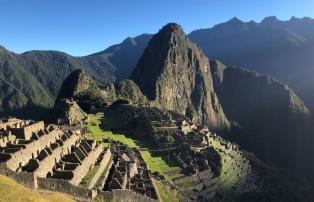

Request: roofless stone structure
left=0, top=117, right=160, bottom=201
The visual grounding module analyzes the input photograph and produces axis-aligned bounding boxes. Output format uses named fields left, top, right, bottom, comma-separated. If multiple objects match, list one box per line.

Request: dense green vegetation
left=0, top=34, right=151, bottom=118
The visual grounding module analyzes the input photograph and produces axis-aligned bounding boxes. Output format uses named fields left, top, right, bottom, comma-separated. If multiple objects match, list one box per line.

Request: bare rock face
left=131, top=23, right=229, bottom=131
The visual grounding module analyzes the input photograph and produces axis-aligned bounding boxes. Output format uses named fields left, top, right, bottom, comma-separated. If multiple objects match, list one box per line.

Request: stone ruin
left=151, top=119, right=208, bottom=149
left=52, top=98, right=88, bottom=126
left=101, top=140, right=158, bottom=201
left=0, top=117, right=111, bottom=201
left=0, top=117, right=160, bottom=201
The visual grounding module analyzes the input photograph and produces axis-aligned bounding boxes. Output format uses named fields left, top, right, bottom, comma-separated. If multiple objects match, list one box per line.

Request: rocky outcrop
left=57, top=69, right=101, bottom=100
left=49, top=98, right=87, bottom=124
left=56, top=69, right=105, bottom=112
left=131, top=23, right=229, bottom=131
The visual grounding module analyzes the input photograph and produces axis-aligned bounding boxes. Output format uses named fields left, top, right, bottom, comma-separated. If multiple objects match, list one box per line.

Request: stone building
left=102, top=140, right=158, bottom=201
left=0, top=117, right=111, bottom=201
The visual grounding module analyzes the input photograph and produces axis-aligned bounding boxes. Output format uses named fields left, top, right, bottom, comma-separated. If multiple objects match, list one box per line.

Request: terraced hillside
left=84, top=105, right=258, bottom=201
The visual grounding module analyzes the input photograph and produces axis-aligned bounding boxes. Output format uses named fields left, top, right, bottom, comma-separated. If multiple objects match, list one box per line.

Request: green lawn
left=87, top=114, right=180, bottom=202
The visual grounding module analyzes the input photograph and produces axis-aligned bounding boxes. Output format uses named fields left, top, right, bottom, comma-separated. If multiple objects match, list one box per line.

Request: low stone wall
left=0, top=163, right=36, bottom=189
left=70, top=144, right=104, bottom=185
left=88, top=148, right=112, bottom=189
left=34, top=133, right=79, bottom=178
left=6, top=129, right=63, bottom=171
left=99, top=159, right=114, bottom=189
left=37, top=177, right=96, bottom=201
left=173, top=169, right=213, bottom=184
left=98, top=189, right=159, bottom=202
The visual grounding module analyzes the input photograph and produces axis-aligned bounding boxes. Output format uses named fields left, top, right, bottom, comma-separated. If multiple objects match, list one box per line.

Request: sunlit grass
left=0, top=174, right=74, bottom=202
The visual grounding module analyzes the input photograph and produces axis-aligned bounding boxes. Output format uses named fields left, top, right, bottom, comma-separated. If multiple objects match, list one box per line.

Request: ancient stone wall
left=99, top=160, right=114, bottom=189
left=98, top=190, right=159, bottom=202
left=0, top=132, right=16, bottom=147
left=37, top=177, right=96, bottom=201
left=0, top=118, right=25, bottom=130
left=34, top=133, right=80, bottom=177
left=11, top=121, right=44, bottom=140
left=6, top=129, right=63, bottom=171
left=113, top=189, right=159, bottom=202
left=0, top=163, right=36, bottom=189
left=70, top=144, right=104, bottom=185
left=88, top=148, right=112, bottom=189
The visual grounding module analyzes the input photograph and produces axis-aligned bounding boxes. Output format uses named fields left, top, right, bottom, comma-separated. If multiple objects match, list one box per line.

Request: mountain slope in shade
left=189, top=16, right=314, bottom=110
left=0, top=47, right=55, bottom=119
left=91, top=34, right=152, bottom=81
left=0, top=34, right=151, bottom=118
left=131, top=23, right=229, bottom=131
left=210, top=60, right=314, bottom=183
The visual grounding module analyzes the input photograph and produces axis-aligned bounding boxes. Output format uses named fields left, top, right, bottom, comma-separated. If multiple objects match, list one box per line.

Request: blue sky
left=0, top=0, right=313, bottom=56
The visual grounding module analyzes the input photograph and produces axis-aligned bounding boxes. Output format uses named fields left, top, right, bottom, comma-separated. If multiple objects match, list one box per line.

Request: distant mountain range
left=0, top=34, right=150, bottom=118
left=189, top=16, right=314, bottom=111
left=1, top=16, right=314, bottom=117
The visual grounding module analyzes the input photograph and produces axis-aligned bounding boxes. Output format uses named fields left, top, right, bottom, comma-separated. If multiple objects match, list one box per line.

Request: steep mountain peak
left=155, top=23, right=186, bottom=42
left=290, top=16, right=300, bottom=22
left=131, top=23, right=229, bottom=130
left=122, top=37, right=137, bottom=46
left=161, top=23, right=183, bottom=32
left=213, top=17, right=247, bottom=31
left=228, top=17, right=244, bottom=24
left=261, top=16, right=280, bottom=26
left=57, top=69, right=99, bottom=100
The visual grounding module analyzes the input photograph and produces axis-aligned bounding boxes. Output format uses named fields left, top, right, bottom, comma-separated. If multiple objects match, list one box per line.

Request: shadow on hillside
left=1, top=103, right=51, bottom=121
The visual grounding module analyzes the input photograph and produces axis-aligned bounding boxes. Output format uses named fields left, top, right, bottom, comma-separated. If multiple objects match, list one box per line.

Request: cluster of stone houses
left=0, top=117, right=108, bottom=201
left=151, top=120, right=209, bottom=149
left=0, top=117, right=160, bottom=201
left=101, top=139, right=158, bottom=201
